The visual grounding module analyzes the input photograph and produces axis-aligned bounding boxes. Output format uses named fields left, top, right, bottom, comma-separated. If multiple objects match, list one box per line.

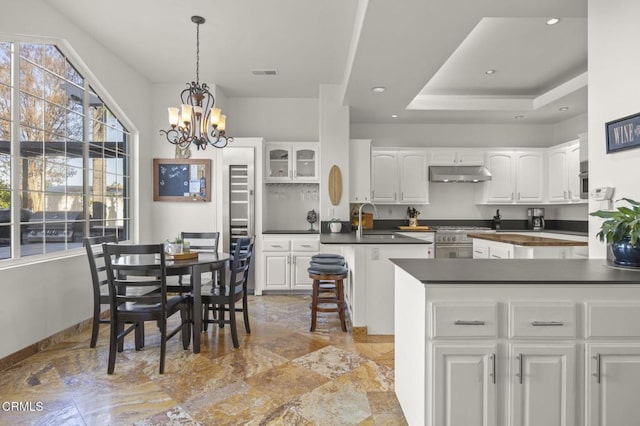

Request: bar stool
left=308, top=259, right=348, bottom=332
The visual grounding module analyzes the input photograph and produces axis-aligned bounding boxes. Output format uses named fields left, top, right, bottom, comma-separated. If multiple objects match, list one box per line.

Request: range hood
left=429, top=166, right=492, bottom=183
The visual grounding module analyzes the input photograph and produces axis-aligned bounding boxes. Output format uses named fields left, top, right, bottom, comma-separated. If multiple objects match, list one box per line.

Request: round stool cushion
left=309, top=257, right=345, bottom=265
left=308, top=264, right=348, bottom=275
left=311, top=253, right=344, bottom=259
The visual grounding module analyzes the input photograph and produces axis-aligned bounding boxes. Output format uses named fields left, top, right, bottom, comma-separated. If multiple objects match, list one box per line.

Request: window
left=0, top=41, right=130, bottom=261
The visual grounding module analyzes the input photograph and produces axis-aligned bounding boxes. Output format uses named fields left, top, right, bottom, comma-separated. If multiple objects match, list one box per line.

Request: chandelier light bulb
left=218, top=115, right=227, bottom=132
left=168, top=107, right=179, bottom=128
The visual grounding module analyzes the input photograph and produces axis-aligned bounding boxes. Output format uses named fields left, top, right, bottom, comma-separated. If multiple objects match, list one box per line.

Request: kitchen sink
left=361, top=234, right=396, bottom=239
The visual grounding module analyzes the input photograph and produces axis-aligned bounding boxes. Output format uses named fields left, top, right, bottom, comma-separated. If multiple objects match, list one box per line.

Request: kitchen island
left=469, top=231, right=588, bottom=259
left=321, top=231, right=433, bottom=335
left=391, top=258, right=640, bottom=426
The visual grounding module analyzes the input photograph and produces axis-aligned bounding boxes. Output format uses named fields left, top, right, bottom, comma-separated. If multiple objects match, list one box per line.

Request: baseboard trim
left=0, top=315, right=99, bottom=372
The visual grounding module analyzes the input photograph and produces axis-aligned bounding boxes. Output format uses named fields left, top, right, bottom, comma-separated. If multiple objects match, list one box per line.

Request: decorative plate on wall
left=328, top=165, right=342, bottom=206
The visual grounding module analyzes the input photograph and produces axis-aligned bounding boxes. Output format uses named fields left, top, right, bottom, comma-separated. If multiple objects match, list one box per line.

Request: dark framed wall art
left=605, top=112, right=640, bottom=153
left=153, top=158, right=211, bottom=202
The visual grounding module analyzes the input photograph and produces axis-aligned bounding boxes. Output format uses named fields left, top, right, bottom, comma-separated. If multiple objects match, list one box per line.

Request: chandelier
left=160, top=16, right=232, bottom=152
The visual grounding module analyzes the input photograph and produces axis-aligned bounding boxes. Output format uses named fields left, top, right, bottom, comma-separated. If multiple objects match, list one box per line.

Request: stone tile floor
left=0, top=295, right=406, bottom=425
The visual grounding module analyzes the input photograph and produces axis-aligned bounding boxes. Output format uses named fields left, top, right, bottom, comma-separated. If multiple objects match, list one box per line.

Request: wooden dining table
left=111, top=251, right=230, bottom=353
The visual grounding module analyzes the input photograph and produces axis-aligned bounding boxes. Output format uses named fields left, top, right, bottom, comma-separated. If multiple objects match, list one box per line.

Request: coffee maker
left=527, top=208, right=545, bottom=230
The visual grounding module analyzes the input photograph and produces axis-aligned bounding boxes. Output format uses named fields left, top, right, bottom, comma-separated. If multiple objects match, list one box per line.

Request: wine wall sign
left=153, top=158, right=211, bottom=202
left=606, top=112, right=640, bottom=153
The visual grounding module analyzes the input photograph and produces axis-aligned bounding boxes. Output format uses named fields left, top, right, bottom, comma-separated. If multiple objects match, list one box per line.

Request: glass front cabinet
left=266, top=142, right=319, bottom=182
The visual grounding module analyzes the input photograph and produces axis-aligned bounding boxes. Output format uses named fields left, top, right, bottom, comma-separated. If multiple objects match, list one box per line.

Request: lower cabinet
left=509, top=343, right=576, bottom=426
left=585, top=344, right=640, bottom=426
left=432, top=343, right=497, bottom=426
left=262, top=236, right=318, bottom=291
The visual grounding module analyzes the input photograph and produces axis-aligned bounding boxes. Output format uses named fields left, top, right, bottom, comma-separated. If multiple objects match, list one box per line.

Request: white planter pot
left=329, top=222, right=342, bottom=233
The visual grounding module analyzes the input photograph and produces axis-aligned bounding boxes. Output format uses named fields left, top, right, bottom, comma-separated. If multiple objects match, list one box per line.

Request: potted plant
left=329, top=218, right=342, bottom=233
left=590, top=197, right=640, bottom=267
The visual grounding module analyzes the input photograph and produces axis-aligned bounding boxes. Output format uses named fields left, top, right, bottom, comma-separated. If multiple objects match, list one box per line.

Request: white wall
left=588, top=0, right=640, bottom=258
left=0, top=0, right=152, bottom=359
left=225, top=97, right=319, bottom=141
left=553, top=112, right=588, bottom=145
left=319, top=85, right=351, bottom=222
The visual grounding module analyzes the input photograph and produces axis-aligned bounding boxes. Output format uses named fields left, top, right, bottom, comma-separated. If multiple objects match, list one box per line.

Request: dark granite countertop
left=468, top=233, right=588, bottom=246
left=320, top=232, right=432, bottom=245
left=263, top=230, right=320, bottom=235
left=390, top=258, right=640, bottom=284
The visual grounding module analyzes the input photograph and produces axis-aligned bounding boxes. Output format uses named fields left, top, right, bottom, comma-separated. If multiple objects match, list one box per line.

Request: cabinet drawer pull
left=593, top=353, right=601, bottom=384
left=491, top=254, right=501, bottom=259
left=474, top=250, right=482, bottom=254
left=301, top=244, right=312, bottom=247
left=454, top=320, right=486, bottom=326
left=271, top=245, right=282, bottom=248
left=531, top=321, right=564, bottom=327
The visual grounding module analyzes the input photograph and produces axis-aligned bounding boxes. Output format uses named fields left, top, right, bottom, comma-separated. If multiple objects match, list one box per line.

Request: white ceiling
left=46, top=0, right=587, bottom=125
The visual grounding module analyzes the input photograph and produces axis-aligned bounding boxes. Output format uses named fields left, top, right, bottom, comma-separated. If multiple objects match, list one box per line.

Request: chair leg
left=229, top=302, right=239, bottom=348
left=117, top=322, right=125, bottom=352
left=310, top=279, right=319, bottom=332
left=202, top=303, right=209, bottom=332
left=107, top=319, right=118, bottom=375
left=159, top=318, right=167, bottom=374
left=90, top=304, right=100, bottom=348
left=242, top=292, right=251, bottom=334
left=337, top=279, right=347, bottom=332
left=182, top=301, right=192, bottom=350
left=134, top=322, right=143, bottom=351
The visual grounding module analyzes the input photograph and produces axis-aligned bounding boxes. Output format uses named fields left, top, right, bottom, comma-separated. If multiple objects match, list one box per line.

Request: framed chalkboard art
left=153, top=158, right=211, bottom=202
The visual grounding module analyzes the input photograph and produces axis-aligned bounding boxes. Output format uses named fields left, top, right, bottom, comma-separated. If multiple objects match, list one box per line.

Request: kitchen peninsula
left=392, top=258, right=640, bottom=426
left=321, top=231, right=433, bottom=335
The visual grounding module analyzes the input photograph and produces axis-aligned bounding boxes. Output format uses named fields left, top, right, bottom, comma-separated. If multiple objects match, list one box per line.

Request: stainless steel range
left=432, top=226, right=494, bottom=258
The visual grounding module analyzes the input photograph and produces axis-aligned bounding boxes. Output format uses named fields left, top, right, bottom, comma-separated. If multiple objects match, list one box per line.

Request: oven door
left=435, top=244, right=473, bottom=259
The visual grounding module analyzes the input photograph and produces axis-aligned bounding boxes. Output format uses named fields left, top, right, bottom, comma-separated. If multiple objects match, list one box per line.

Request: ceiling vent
left=251, top=69, right=278, bottom=76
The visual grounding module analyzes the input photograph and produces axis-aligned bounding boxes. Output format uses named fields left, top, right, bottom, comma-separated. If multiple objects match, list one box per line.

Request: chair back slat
left=84, top=235, right=118, bottom=299
left=103, top=243, right=167, bottom=310
left=181, top=231, right=219, bottom=252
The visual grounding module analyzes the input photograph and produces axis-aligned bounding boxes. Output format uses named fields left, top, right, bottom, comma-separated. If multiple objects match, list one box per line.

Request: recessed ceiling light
left=371, top=86, right=386, bottom=93
left=558, top=106, right=569, bottom=111
left=391, top=114, right=398, bottom=118
left=546, top=18, right=561, bottom=25
left=514, top=115, right=525, bottom=119
left=485, top=69, right=496, bottom=75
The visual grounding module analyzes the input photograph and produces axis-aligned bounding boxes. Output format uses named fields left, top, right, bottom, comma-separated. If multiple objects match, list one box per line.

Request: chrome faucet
left=356, top=202, right=378, bottom=239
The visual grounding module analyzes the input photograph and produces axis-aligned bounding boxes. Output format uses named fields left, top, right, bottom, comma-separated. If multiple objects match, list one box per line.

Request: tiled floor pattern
left=0, top=295, right=406, bottom=425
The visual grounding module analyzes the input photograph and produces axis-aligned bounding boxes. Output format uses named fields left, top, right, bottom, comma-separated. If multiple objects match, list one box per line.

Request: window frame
left=0, top=35, right=136, bottom=266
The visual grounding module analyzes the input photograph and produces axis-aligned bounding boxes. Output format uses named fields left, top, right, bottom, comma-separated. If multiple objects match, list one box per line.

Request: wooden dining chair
left=168, top=231, right=220, bottom=296
left=84, top=234, right=122, bottom=348
left=201, top=237, right=253, bottom=348
left=102, top=243, right=192, bottom=374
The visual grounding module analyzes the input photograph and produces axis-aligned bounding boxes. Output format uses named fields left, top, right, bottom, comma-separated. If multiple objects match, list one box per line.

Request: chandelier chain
left=195, top=21, right=200, bottom=84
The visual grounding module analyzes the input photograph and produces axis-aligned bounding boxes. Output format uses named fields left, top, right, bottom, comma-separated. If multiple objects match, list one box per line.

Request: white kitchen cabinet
left=586, top=344, right=640, bottom=426
left=262, top=235, right=318, bottom=291
left=547, top=141, right=581, bottom=203
left=473, top=239, right=490, bottom=259
left=479, top=150, right=544, bottom=204
left=488, top=240, right=513, bottom=259
left=509, top=343, right=576, bottom=426
left=265, top=142, right=319, bottom=182
left=432, top=343, right=497, bottom=426
left=349, top=139, right=371, bottom=203
left=428, top=148, right=484, bottom=166
left=371, top=149, right=428, bottom=204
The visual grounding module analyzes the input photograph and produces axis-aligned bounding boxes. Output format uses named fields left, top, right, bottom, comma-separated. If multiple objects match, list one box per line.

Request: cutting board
left=328, top=165, right=342, bottom=206
left=398, top=226, right=431, bottom=230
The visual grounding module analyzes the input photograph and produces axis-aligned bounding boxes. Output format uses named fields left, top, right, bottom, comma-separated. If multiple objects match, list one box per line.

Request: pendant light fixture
left=160, top=16, right=232, bottom=152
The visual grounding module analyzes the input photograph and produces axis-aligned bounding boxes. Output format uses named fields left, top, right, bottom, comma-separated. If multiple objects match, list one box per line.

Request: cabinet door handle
left=454, top=320, right=485, bottom=326
left=371, top=190, right=375, bottom=199
left=593, top=353, right=601, bottom=384
left=516, top=354, right=524, bottom=384
left=301, top=244, right=311, bottom=248
left=286, top=255, right=290, bottom=264
left=531, top=321, right=564, bottom=326
left=568, top=190, right=572, bottom=199
left=474, top=250, right=483, bottom=254
left=272, top=245, right=282, bottom=248
left=517, top=192, right=521, bottom=200
left=563, top=190, right=567, bottom=199
left=394, top=192, right=397, bottom=200
left=401, top=191, right=404, bottom=200
left=294, top=170, right=297, bottom=178
left=511, top=192, right=514, bottom=201
left=490, top=353, right=496, bottom=384
left=491, top=254, right=501, bottom=259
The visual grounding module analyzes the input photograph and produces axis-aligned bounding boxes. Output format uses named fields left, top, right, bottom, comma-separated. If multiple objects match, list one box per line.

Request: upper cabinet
left=428, top=148, right=484, bottom=166
left=478, top=150, right=544, bottom=204
left=371, top=149, right=428, bottom=204
left=349, top=139, right=372, bottom=203
left=265, top=142, right=319, bottom=183
left=547, top=141, right=582, bottom=203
